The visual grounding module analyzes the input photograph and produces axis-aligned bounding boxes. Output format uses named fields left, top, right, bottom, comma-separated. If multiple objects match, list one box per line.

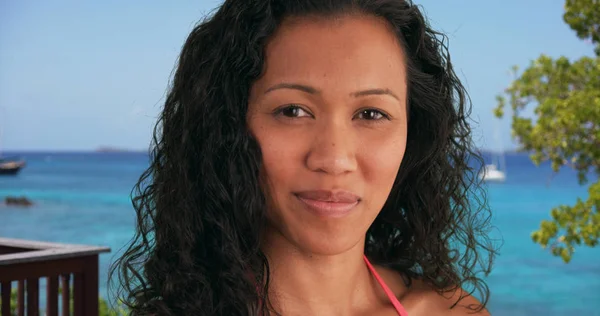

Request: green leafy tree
left=494, top=0, right=600, bottom=263
left=99, top=297, right=128, bottom=316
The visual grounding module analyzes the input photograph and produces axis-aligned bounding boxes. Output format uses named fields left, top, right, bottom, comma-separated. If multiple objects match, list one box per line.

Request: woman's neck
left=261, top=227, right=379, bottom=316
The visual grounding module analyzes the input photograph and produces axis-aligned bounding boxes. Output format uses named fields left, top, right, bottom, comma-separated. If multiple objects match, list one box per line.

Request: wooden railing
left=0, top=238, right=110, bottom=316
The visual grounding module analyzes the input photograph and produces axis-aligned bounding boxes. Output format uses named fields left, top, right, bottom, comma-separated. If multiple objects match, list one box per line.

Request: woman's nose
left=305, top=120, right=357, bottom=176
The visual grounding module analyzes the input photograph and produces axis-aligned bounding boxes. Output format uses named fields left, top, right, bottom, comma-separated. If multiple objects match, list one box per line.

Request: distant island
left=95, top=146, right=140, bottom=153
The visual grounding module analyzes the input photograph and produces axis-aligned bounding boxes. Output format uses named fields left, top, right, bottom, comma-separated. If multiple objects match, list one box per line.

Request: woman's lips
left=294, top=190, right=360, bottom=217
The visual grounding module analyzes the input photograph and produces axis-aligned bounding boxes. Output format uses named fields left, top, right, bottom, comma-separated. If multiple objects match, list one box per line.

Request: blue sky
left=0, top=0, right=594, bottom=151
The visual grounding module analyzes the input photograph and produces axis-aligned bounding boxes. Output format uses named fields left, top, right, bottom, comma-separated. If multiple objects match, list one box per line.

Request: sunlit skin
left=247, top=14, right=487, bottom=316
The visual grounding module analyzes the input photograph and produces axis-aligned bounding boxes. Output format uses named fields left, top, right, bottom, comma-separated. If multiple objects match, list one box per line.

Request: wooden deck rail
left=0, top=238, right=110, bottom=316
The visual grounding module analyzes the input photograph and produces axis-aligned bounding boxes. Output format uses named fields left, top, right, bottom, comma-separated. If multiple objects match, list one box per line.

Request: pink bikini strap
left=363, top=255, right=409, bottom=316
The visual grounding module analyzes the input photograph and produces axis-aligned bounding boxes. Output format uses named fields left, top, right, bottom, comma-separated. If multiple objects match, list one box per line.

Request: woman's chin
left=287, top=228, right=365, bottom=256
left=264, top=211, right=370, bottom=257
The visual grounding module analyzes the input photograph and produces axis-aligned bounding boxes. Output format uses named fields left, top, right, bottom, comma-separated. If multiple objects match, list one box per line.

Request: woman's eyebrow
left=264, top=83, right=399, bottom=101
left=351, top=88, right=399, bottom=101
left=264, top=83, right=319, bottom=95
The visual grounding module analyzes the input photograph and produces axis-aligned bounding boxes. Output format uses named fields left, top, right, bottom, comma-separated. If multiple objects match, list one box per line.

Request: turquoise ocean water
left=0, top=151, right=598, bottom=315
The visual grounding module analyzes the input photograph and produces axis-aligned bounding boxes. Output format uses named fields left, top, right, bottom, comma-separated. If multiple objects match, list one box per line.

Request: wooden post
left=61, top=275, right=70, bottom=316
left=73, top=255, right=99, bottom=316
left=26, top=279, right=38, bottom=316
left=46, top=276, right=59, bottom=316
left=83, top=256, right=99, bottom=316
left=1, top=281, right=11, bottom=316
left=17, top=281, right=24, bottom=316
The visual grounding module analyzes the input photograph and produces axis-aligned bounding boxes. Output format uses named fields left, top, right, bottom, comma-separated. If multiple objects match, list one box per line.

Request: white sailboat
left=479, top=120, right=506, bottom=182
left=480, top=162, right=506, bottom=182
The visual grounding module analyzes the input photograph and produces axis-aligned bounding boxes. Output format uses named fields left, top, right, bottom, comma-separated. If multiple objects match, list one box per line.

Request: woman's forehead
left=255, top=14, right=407, bottom=97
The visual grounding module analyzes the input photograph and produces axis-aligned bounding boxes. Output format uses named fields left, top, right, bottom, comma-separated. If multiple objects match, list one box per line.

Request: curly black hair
left=109, top=0, right=497, bottom=315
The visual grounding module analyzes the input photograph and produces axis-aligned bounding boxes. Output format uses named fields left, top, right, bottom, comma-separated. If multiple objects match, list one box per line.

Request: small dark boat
left=0, top=157, right=26, bottom=175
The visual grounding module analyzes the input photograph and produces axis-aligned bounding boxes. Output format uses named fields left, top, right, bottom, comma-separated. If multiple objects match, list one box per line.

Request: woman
left=110, top=0, right=497, bottom=315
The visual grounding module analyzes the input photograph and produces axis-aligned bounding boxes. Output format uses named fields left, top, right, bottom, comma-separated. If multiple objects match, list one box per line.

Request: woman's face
left=247, top=14, right=408, bottom=256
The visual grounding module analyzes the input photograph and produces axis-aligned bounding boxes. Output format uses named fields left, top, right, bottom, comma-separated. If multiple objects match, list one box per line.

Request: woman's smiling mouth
left=294, top=190, right=361, bottom=217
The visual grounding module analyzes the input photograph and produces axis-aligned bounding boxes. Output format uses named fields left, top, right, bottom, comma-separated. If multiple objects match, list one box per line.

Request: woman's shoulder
left=374, top=265, right=490, bottom=316
left=405, top=280, right=490, bottom=315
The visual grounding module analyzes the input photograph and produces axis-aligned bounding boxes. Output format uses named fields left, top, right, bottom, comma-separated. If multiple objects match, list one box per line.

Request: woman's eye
left=275, top=105, right=312, bottom=118
left=356, top=109, right=388, bottom=121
